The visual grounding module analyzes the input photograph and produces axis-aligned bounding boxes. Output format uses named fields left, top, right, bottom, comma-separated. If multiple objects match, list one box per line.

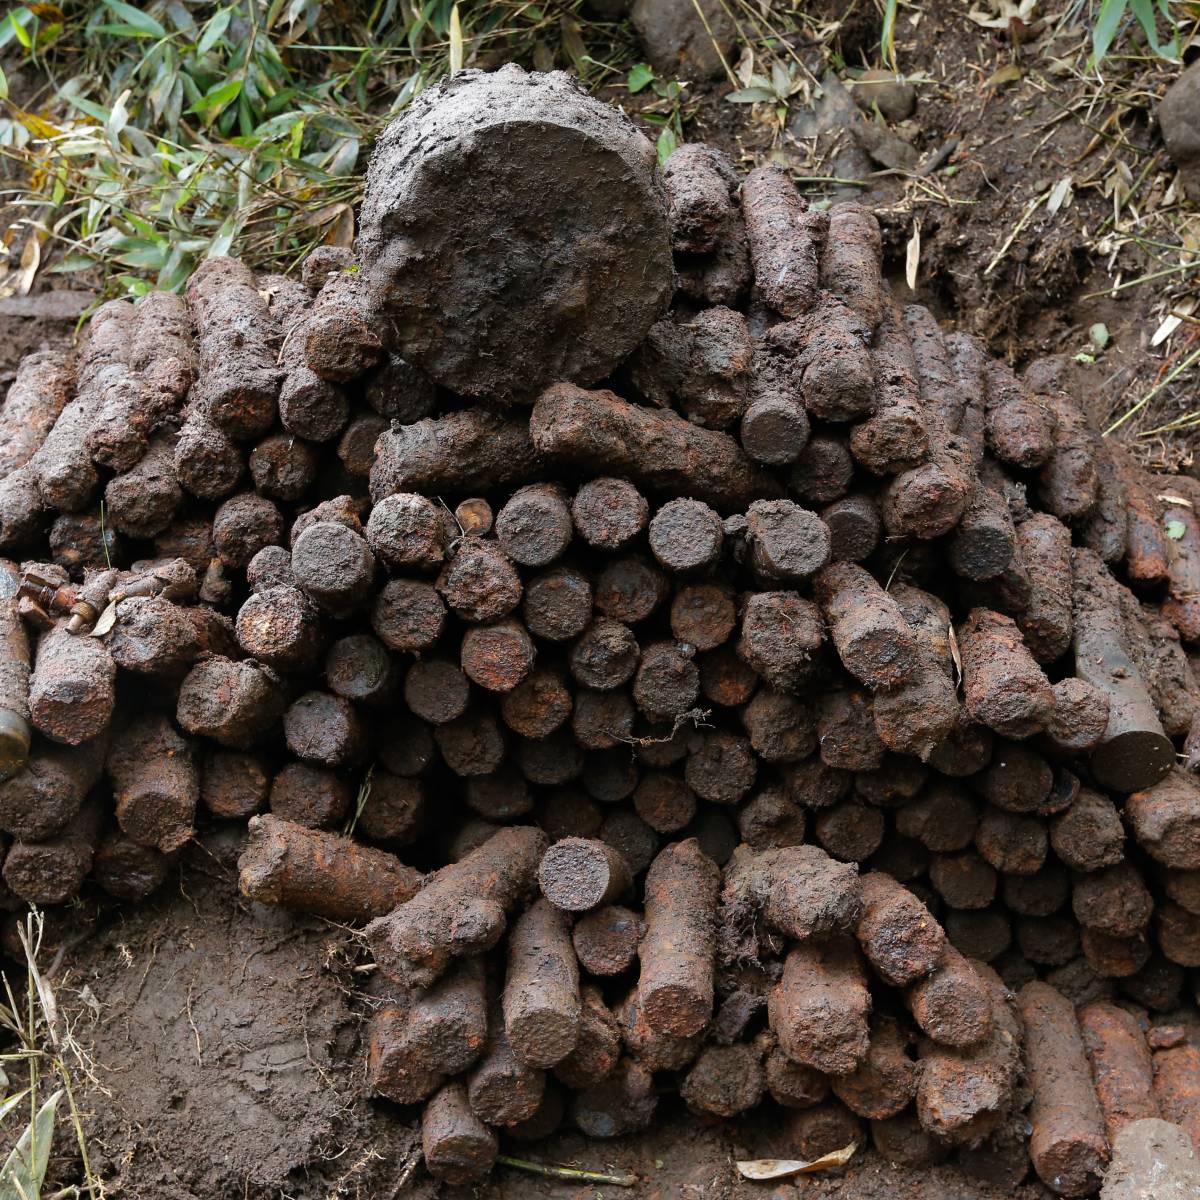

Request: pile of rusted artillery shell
left=2, top=65, right=1200, bottom=1194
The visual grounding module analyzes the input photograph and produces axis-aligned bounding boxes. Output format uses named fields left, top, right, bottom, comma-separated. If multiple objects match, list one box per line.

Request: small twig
left=496, top=1155, right=638, bottom=1187
left=688, top=0, right=738, bottom=88
left=1108, top=343, right=1200, bottom=435
left=918, top=136, right=960, bottom=177
left=984, top=192, right=1045, bottom=277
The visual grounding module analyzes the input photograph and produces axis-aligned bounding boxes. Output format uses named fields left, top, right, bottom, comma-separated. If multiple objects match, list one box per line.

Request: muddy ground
left=5, top=5, right=1197, bottom=1198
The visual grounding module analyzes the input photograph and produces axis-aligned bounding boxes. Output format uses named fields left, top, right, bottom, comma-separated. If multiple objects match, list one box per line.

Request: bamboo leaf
left=187, top=78, right=242, bottom=115
left=0, top=1088, right=62, bottom=1198
left=725, top=87, right=775, bottom=103
left=1129, top=0, right=1178, bottom=59
left=197, top=7, right=232, bottom=56
left=656, top=126, right=677, bottom=165
left=1088, top=0, right=1128, bottom=68
left=880, top=0, right=898, bottom=70
left=105, top=0, right=165, bottom=38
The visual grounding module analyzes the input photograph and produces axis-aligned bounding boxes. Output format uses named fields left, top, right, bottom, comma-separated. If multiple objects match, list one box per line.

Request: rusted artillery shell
left=503, top=897, right=581, bottom=1068
left=1073, top=864, right=1153, bottom=939
left=522, top=564, right=593, bottom=643
left=239, top=814, right=422, bottom=922
left=359, top=66, right=671, bottom=402
left=738, top=163, right=826, bottom=319
left=1079, top=1001, right=1159, bottom=1142
left=816, top=562, right=918, bottom=691
left=200, top=750, right=269, bottom=820
left=872, top=1112, right=949, bottom=1168
left=372, top=409, right=540, bottom=500
left=1072, top=547, right=1174, bottom=792
left=0, top=350, right=73, bottom=476
left=850, top=303, right=930, bottom=475
left=765, top=1046, right=829, bottom=1109
left=573, top=904, right=641, bottom=977
left=0, top=734, right=107, bottom=842
left=291, top=520, right=375, bottom=617
left=553, top=983, right=621, bottom=1090
left=368, top=956, right=487, bottom=1103
left=1152, top=1042, right=1200, bottom=1152
left=421, top=1081, right=497, bottom=1185
left=3, top=799, right=103, bottom=906
left=723, top=843, right=861, bottom=949
left=371, top=579, right=446, bottom=653
left=855, top=871, right=945, bottom=986
left=539, top=837, right=631, bottom=913
left=769, top=937, right=870, bottom=1074
left=1016, top=513, right=1074, bottom=663
left=234, top=586, right=322, bottom=672
left=907, top=944, right=993, bottom=1048
left=975, top=806, right=1047, bottom=876
left=831, top=1015, right=916, bottom=1120
left=745, top=498, right=830, bottom=582
left=532, top=382, right=780, bottom=513
left=572, top=1056, right=658, bottom=1138
left=679, top=1042, right=766, bottom=1117
left=572, top=477, right=649, bottom=552
left=916, top=961, right=1021, bottom=1145
left=1126, top=770, right=1200, bottom=869
left=107, top=714, right=197, bottom=853
left=736, top=590, right=824, bottom=693
left=467, top=1013, right=545, bottom=1127
left=460, top=619, right=535, bottom=693
left=638, top=838, right=719, bottom=1037
left=91, top=830, right=170, bottom=902
left=268, top=763, right=350, bottom=831
left=367, top=824, right=546, bottom=988
left=820, top=201, right=885, bottom=329
left=1038, top=391, right=1099, bottom=521
left=176, top=657, right=285, bottom=749
left=27, top=623, right=115, bottom=747
left=648, top=498, right=723, bottom=575
left=1047, top=677, right=1112, bottom=754
left=364, top=492, right=447, bottom=574
left=1051, top=788, right=1125, bottom=872
left=437, top=537, right=522, bottom=624
left=495, top=482, right=573, bottom=567
left=283, top=691, right=365, bottom=767
left=958, top=607, right=1054, bottom=739
left=103, top=434, right=182, bottom=537
left=1018, top=981, right=1111, bottom=1195
left=985, top=359, right=1057, bottom=470
left=1111, top=445, right=1169, bottom=586
left=663, top=142, right=738, bottom=254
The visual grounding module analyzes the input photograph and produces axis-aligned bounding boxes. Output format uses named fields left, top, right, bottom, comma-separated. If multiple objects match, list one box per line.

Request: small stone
left=851, top=69, right=916, bottom=122
left=1160, top=60, right=1200, bottom=201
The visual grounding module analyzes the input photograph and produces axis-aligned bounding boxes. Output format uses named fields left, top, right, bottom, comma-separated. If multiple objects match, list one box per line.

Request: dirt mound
left=57, top=828, right=420, bottom=1200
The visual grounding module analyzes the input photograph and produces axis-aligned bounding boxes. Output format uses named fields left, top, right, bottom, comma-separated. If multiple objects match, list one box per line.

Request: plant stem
left=496, top=1155, right=638, bottom=1187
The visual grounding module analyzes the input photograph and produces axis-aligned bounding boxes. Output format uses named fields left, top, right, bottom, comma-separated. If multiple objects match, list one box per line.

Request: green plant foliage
left=0, top=1, right=641, bottom=291
left=1089, top=0, right=1180, bottom=67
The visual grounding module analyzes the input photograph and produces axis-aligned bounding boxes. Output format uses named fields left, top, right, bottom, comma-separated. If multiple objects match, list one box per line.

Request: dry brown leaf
left=905, top=221, right=920, bottom=291
left=985, top=63, right=1023, bottom=89
left=736, top=1143, right=857, bottom=1181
